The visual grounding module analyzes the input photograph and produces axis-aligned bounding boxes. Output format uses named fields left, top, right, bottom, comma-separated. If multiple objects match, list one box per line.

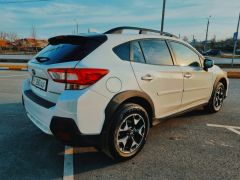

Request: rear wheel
left=107, top=103, right=150, bottom=161
left=204, top=82, right=225, bottom=113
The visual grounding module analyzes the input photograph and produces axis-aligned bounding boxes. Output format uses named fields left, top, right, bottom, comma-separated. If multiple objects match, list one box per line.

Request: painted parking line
left=63, top=146, right=74, bottom=180
left=207, top=124, right=240, bottom=129
left=226, top=128, right=240, bottom=135
left=207, top=123, right=240, bottom=135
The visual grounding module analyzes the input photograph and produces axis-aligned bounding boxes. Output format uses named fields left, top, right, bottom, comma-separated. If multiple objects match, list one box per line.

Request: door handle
left=141, top=74, right=154, bottom=81
left=184, top=72, right=192, bottom=78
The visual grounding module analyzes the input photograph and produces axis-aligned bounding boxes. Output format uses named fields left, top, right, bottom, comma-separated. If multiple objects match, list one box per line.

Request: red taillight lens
left=48, top=68, right=109, bottom=89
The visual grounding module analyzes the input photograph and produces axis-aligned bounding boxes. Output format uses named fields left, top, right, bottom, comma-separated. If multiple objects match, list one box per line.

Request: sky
left=0, top=0, right=240, bottom=41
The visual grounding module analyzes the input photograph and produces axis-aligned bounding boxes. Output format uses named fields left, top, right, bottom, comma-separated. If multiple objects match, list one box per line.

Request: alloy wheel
left=116, top=113, right=146, bottom=154
left=214, top=85, right=225, bottom=111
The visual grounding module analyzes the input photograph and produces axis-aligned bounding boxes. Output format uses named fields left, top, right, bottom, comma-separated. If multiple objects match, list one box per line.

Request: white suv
left=22, top=27, right=229, bottom=160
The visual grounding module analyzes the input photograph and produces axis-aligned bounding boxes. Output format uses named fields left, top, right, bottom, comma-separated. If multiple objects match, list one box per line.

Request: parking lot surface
left=0, top=70, right=239, bottom=180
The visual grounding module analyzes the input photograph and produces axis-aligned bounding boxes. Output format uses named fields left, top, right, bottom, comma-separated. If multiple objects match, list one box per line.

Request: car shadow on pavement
left=73, top=149, right=116, bottom=174
left=178, top=108, right=208, bottom=118
left=0, top=103, right=64, bottom=180
left=154, top=108, right=208, bottom=130
left=0, top=102, right=211, bottom=178
left=73, top=108, right=210, bottom=175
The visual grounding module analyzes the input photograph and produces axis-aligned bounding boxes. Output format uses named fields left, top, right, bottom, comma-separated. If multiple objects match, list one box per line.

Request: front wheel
left=204, top=82, right=225, bottom=113
left=107, top=103, right=150, bottom=161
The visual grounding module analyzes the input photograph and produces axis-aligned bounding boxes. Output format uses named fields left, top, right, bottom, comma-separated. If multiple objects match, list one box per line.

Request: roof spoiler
left=48, top=34, right=107, bottom=45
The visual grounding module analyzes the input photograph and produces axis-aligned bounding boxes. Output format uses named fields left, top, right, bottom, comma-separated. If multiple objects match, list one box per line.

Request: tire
left=204, top=82, right=225, bottom=113
left=106, top=103, right=150, bottom=161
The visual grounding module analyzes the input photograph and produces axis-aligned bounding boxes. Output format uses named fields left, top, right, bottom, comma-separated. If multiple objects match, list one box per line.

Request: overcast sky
left=0, top=0, right=239, bottom=41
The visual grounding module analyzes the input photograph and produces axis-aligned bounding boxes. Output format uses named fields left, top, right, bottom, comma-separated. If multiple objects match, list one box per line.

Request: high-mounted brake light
left=48, top=68, right=109, bottom=90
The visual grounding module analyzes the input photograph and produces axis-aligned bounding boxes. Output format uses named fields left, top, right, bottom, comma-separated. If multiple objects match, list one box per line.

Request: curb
left=220, top=54, right=240, bottom=59
left=227, top=71, right=240, bottom=79
left=0, top=64, right=28, bottom=71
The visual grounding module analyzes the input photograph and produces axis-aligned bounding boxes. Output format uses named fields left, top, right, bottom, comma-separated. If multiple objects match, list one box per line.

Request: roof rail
left=104, top=26, right=178, bottom=38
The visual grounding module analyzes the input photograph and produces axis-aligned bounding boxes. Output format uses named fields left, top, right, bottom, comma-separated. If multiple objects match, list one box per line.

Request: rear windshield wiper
left=35, top=57, right=50, bottom=62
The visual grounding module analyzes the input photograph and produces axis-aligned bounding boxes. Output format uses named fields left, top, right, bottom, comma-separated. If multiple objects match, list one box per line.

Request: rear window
left=34, top=35, right=107, bottom=65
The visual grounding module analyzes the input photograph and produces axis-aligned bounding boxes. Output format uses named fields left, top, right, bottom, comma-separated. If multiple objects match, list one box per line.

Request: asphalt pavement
left=0, top=70, right=239, bottom=180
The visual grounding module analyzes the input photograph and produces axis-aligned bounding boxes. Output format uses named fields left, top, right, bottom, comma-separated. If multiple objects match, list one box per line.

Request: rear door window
left=139, top=39, right=173, bottom=66
left=131, top=41, right=145, bottom=63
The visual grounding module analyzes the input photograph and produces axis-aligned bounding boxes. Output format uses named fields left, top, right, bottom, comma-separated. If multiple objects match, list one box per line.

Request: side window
left=113, top=42, right=130, bottom=61
left=139, top=39, right=173, bottom=66
left=170, top=42, right=201, bottom=67
left=131, top=41, right=145, bottom=63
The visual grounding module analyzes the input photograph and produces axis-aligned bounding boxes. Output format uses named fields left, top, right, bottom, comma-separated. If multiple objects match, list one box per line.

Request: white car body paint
left=22, top=31, right=229, bottom=137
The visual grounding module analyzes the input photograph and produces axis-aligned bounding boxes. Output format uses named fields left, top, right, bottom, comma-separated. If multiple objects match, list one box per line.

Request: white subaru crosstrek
left=22, top=27, right=229, bottom=160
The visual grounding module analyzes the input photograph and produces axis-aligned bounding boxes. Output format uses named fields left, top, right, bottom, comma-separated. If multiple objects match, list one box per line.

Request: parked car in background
left=235, top=49, right=240, bottom=55
left=202, top=49, right=222, bottom=56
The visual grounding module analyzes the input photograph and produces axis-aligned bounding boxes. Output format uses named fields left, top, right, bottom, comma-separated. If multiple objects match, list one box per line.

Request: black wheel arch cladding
left=102, top=90, right=155, bottom=134
left=213, top=75, right=227, bottom=97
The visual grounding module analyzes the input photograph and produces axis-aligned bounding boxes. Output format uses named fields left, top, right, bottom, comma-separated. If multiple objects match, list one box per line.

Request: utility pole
left=204, top=16, right=211, bottom=51
left=231, top=12, right=240, bottom=67
left=76, top=23, right=79, bottom=34
left=74, top=19, right=79, bottom=34
left=192, top=35, right=195, bottom=47
left=31, top=24, right=36, bottom=39
left=161, top=0, right=166, bottom=35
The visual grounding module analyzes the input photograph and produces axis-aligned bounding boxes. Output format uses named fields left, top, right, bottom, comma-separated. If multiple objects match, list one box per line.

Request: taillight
left=48, top=68, right=109, bottom=90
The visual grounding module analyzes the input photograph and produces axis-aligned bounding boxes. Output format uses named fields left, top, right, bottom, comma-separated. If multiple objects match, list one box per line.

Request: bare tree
left=0, top=32, right=8, bottom=40
left=30, top=25, right=38, bottom=52
left=8, top=32, right=18, bottom=42
left=0, top=31, right=18, bottom=42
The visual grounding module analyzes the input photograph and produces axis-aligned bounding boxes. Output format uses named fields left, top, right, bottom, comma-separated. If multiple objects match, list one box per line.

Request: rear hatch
left=27, top=34, right=107, bottom=103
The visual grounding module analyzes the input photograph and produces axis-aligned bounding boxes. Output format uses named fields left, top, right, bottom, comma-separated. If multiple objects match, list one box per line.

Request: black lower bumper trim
left=50, top=116, right=103, bottom=147
left=24, top=90, right=55, bottom=109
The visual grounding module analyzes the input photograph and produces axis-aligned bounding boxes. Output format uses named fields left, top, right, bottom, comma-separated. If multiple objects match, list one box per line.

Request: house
left=14, top=38, right=47, bottom=51
left=0, top=39, right=11, bottom=48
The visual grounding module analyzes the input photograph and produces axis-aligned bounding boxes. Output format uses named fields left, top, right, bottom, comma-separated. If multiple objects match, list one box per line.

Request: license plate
left=32, top=76, right=47, bottom=91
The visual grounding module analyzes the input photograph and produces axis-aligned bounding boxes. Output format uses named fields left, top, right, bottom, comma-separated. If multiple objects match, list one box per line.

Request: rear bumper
left=22, top=93, right=104, bottom=146
left=22, top=78, right=110, bottom=146
left=22, top=79, right=54, bottom=134
left=23, top=89, right=104, bottom=146
left=50, top=116, right=104, bottom=147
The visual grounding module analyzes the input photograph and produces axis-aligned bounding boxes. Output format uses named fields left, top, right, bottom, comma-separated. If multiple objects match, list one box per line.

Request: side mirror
left=204, top=58, right=214, bottom=70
